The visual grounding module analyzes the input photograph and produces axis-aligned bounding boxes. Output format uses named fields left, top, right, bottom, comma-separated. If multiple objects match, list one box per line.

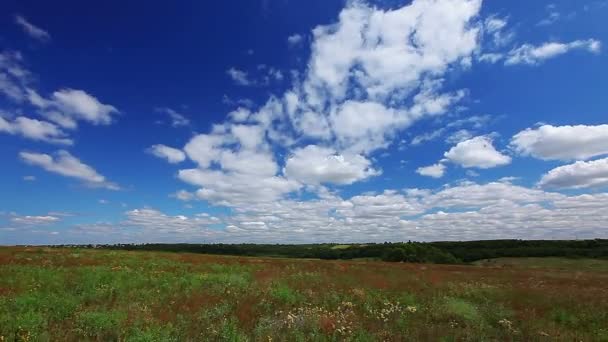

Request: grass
left=474, top=257, right=608, bottom=271
left=1, top=248, right=607, bottom=341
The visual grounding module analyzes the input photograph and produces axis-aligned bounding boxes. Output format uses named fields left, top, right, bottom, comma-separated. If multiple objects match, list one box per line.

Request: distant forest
left=51, top=239, right=608, bottom=264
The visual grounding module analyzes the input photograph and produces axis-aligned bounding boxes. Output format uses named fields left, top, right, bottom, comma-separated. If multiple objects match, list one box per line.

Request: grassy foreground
left=1, top=248, right=607, bottom=341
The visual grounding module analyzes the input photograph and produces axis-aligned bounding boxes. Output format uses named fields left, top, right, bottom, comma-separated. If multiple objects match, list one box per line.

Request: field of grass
left=1, top=247, right=608, bottom=341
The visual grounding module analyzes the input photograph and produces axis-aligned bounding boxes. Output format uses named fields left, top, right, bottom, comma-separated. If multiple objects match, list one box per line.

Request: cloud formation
left=539, top=157, right=608, bottom=189
left=64, top=181, right=608, bottom=243
left=14, top=15, right=51, bottom=42
left=0, top=52, right=120, bottom=146
left=505, top=39, right=601, bottom=65
left=19, top=150, right=119, bottom=190
left=0, top=115, right=72, bottom=145
left=511, top=124, right=608, bottom=161
left=156, top=107, right=190, bottom=127
left=444, top=136, right=511, bottom=168
left=148, top=144, right=186, bottom=164
left=416, top=163, right=446, bottom=178
left=284, top=145, right=379, bottom=185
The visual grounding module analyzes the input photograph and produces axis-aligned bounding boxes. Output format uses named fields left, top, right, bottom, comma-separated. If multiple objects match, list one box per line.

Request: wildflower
left=498, top=318, right=512, bottom=328
left=406, top=306, right=417, bottom=313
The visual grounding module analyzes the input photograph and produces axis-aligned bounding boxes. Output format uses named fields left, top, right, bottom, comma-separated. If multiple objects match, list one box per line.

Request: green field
left=1, top=247, right=608, bottom=341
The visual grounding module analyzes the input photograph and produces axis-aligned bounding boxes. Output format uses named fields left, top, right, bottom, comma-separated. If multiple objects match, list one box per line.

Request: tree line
left=50, top=239, right=608, bottom=264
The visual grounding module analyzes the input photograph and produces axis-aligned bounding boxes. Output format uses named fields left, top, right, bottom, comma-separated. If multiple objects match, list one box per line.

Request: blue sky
left=1, top=0, right=608, bottom=244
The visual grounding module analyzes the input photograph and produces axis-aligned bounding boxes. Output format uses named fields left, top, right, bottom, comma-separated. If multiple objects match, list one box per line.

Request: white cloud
left=303, top=0, right=481, bottom=105
left=330, top=101, right=409, bottom=153
left=14, top=15, right=51, bottom=42
left=0, top=115, right=72, bottom=145
left=156, top=107, right=190, bottom=127
left=48, top=89, right=119, bottom=126
left=19, top=150, right=119, bottom=190
left=287, top=34, right=304, bottom=46
left=227, top=66, right=284, bottom=87
left=183, top=132, right=230, bottom=168
left=445, top=129, right=473, bottom=144
left=444, top=136, right=511, bottom=168
left=410, top=128, right=445, bottom=146
left=478, top=52, right=503, bottom=63
left=148, top=144, right=186, bottom=164
left=422, top=181, right=559, bottom=208
left=410, top=115, right=491, bottom=146
left=511, top=124, right=608, bottom=161
left=484, top=15, right=513, bottom=47
left=537, top=4, right=561, bottom=26
left=539, top=157, right=608, bottom=189
left=226, top=67, right=251, bottom=86
left=11, top=214, right=59, bottom=225
left=466, top=170, right=480, bottom=177
left=23, top=175, right=36, bottom=181
left=506, top=39, right=601, bottom=65
left=1, top=52, right=120, bottom=143
left=284, top=145, right=379, bottom=185
left=179, top=126, right=300, bottom=206
left=178, top=168, right=300, bottom=206
left=416, top=163, right=446, bottom=178
left=231, top=124, right=265, bottom=149
left=145, top=0, right=488, bottom=210
left=171, top=190, right=196, bottom=201
left=227, top=107, right=251, bottom=122
left=0, top=51, right=30, bottom=102
left=43, top=179, right=608, bottom=243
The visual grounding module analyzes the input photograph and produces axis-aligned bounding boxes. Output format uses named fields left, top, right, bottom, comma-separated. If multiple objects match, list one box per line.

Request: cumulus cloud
left=179, top=124, right=300, bottom=205
left=67, top=181, right=608, bottom=243
left=226, top=67, right=252, bottom=86
left=19, top=150, right=119, bottom=190
left=329, top=101, right=410, bottom=153
left=511, top=124, right=608, bottom=161
left=303, top=0, right=480, bottom=104
left=124, top=208, right=220, bottom=235
left=287, top=34, right=304, bottom=46
left=178, top=168, right=300, bottom=206
left=0, top=51, right=120, bottom=148
left=505, top=39, right=601, bottom=65
left=444, top=136, right=511, bottom=168
left=416, top=163, right=446, bottom=178
left=147, top=144, right=186, bottom=164
left=14, top=15, right=51, bottom=42
left=280, top=0, right=480, bottom=153
left=445, top=129, right=473, bottom=144
left=156, top=107, right=190, bottom=127
left=44, top=89, right=119, bottom=126
left=539, top=157, right=608, bottom=189
left=0, top=51, right=31, bottom=102
left=284, top=145, right=380, bottom=185
left=145, top=0, right=489, bottom=209
left=0, top=115, right=72, bottom=145
left=142, top=0, right=603, bottom=241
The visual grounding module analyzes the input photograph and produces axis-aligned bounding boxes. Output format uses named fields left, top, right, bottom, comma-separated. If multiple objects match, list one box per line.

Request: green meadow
left=1, top=247, right=607, bottom=341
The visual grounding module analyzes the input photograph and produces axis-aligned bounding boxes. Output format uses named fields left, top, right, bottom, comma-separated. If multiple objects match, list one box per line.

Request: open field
left=1, top=248, right=608, bottom=341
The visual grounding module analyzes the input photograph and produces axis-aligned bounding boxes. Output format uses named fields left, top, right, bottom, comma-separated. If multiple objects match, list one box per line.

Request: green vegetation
left=49, top=239, right=608, bottom=264
left=1, top=247, right=608, bottom=341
